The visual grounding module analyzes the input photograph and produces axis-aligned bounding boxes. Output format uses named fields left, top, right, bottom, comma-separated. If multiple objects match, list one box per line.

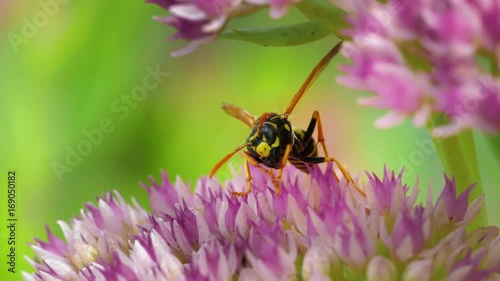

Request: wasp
left=209, top=41, right=365, bottom=197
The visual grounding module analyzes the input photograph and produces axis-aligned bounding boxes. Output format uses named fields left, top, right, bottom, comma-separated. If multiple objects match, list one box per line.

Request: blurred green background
left=0, top=0, right=498, bottom=279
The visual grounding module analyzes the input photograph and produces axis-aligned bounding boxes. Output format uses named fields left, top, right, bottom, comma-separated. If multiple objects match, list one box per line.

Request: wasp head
left=246, top=113, right=291, bottom=169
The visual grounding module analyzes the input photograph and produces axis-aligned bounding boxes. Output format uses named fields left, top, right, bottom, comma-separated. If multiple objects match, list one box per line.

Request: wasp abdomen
left=290, top=128, right=318, bottom=173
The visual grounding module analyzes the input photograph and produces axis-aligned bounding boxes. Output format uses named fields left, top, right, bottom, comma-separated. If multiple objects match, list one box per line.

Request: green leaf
left=218, top=21, right=331, bottom=47
left=295, top=0, right=348, bottom=33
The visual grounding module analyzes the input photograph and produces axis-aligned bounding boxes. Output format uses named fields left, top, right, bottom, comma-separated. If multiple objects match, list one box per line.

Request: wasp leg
left=243, top=151, right=275, bottom=180
left=302, top=110, right=364, bottom=196
left=297, top=156, right=366, bottom=197
left=302, top=111, right=329, bottom=156
left=232, top=151, right=276, bottom=196
left=274, top=144, right=293, bottom=195
left=232, top=154, right=253, bottom=197
left=246, top=151, right=277, bottom=185
left=301, top=111, right=339, bottom=181
left=313, top=111, right=329, bottom=158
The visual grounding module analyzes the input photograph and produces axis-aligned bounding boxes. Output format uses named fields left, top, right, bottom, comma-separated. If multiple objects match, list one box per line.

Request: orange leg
left=327, top=157, right=365, bottom=197
left=274, top=144, right=292, bottom=195
left=244, top=151, right=275, bottom=179
left=304, top=111, right=366, bottom=197
left=232, top=151, right=276, bottom=197
left=232, top=154, right=252, bottom=197
left=311, top=111, right=339, bottom=182
left=313, top=111, right=329, bottom=157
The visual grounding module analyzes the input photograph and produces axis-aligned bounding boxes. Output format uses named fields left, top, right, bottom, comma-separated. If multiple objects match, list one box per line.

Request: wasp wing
left=222, top=103, right=256, bottom=128
left=284, top=41, right=343, bottom=117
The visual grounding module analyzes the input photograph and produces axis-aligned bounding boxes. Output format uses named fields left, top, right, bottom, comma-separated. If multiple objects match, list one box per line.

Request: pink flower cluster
left=148, top=0, right=297, bottom=56
left=148, top=0, right=500, bottom=135
left=24, top=164, right=500, bottom=280
left=334, top=0, right=500, bottom=136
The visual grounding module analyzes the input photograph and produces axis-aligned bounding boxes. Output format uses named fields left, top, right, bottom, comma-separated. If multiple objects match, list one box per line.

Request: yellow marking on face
left=262, top=135, right=267, bottom=142
left=284, top=124, right=291, bottom=131
left=271, top=136, right=280, bottom=148
left=256, top=142, right=271, bottom=158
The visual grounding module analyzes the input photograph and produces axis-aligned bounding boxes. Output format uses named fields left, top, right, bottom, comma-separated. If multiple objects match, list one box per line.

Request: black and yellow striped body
left=289, top=128, right=318, bottom=173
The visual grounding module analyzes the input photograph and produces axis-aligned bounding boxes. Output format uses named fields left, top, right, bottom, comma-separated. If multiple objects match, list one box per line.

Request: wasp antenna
left=209, top=142, right=252, bottom=178
left=283, top=40, right=343, bottom=117
left=256, top=112, right=272, bottom=136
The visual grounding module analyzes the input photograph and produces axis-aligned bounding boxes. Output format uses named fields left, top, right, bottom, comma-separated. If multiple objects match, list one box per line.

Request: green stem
left=485, top=49, right=500, bottom=169
left=428, top=114, right=488, bottom=228
left=486, top=134, right=500, bottom=165
left=490, top=51, right=499, bottom=77
left=459, top=131, right=481, bottom=188
left=428, top=131, right=448, bottom=172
